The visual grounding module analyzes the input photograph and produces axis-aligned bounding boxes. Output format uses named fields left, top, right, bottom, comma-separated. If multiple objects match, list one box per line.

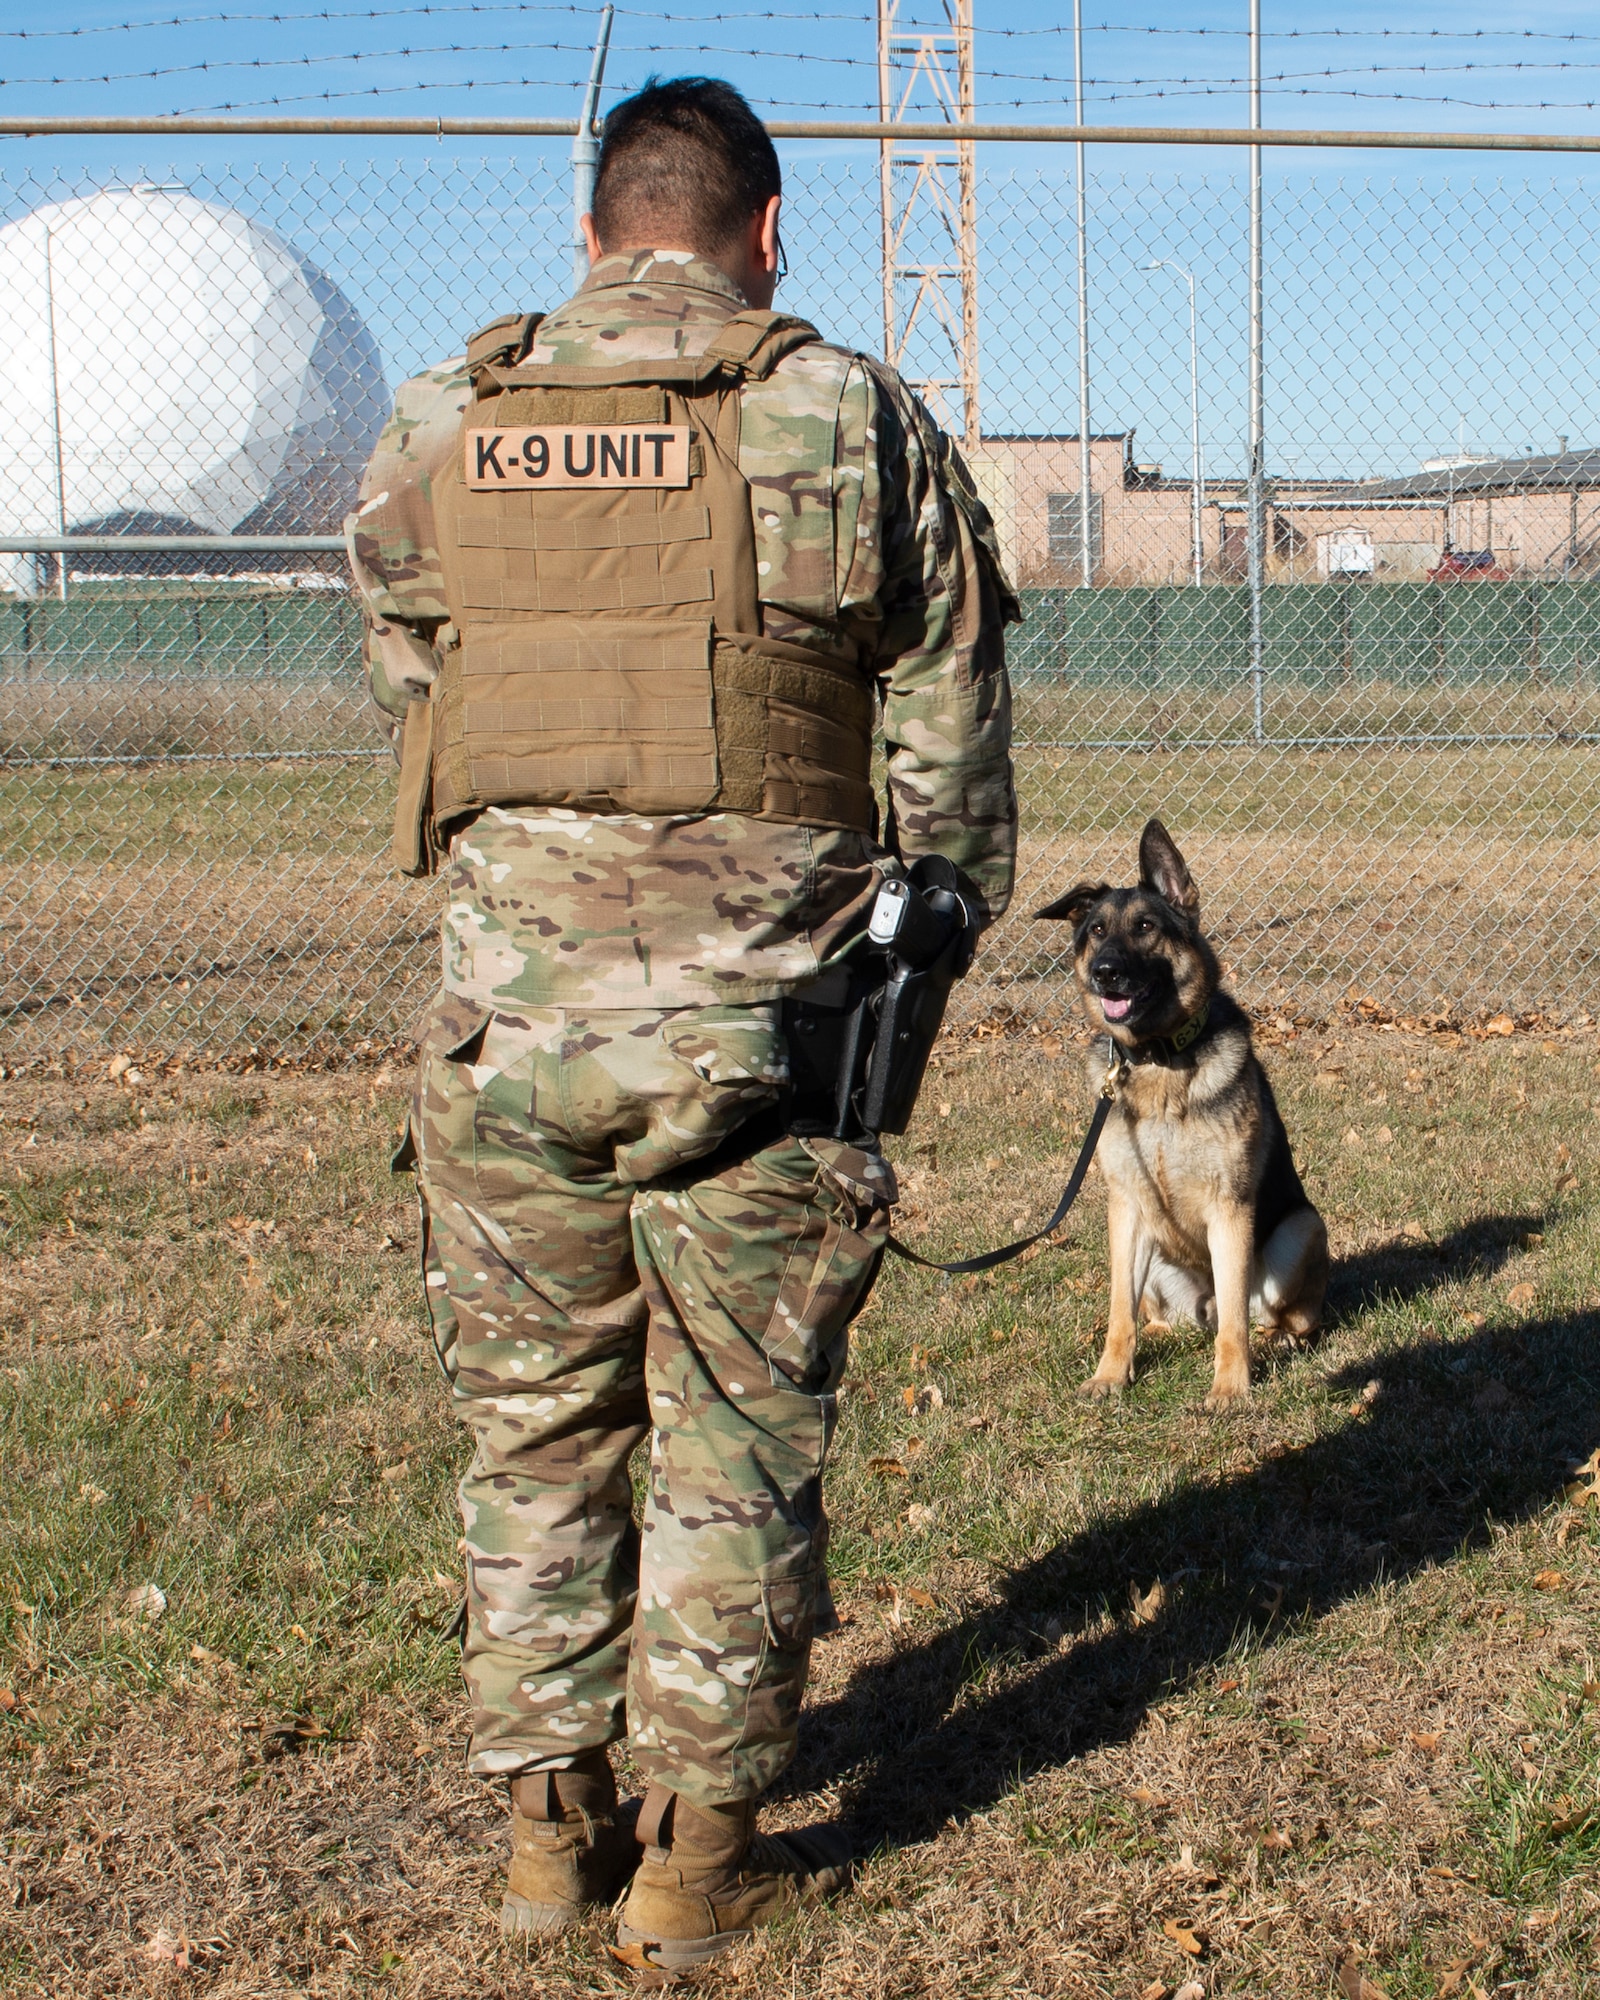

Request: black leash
left=886, top=1069, right=1120, bottom=1276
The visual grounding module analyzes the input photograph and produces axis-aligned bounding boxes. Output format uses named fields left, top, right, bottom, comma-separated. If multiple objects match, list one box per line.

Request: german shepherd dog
left=1036, top=820, right=1327, bottom=1410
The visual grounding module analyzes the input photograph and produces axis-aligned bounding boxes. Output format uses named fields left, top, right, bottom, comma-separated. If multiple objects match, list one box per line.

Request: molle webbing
left=429, top=629, right=875, bottom=826
left=413, top=304, right=877, bottom=844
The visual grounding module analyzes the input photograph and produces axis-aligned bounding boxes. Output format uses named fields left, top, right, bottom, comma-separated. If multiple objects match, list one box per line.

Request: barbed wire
left=15, top=8, right=1600, bottom=43
left=17, top=34, right=1600, bottom=98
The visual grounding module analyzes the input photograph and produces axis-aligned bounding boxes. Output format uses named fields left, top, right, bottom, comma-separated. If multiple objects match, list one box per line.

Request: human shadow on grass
left=795, top=1225, right=1599, bottom=1852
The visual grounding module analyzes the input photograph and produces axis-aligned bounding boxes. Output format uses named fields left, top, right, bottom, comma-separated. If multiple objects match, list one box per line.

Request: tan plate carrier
left=393, top=307, right=878, bottom=875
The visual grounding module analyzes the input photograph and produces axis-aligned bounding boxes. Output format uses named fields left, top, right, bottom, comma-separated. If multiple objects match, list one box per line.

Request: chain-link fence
left=3, top=150, right=1598, bottom=1062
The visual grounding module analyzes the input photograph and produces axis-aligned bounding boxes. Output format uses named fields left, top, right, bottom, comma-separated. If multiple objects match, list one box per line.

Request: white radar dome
left=0, top=182, right=389, bottom=575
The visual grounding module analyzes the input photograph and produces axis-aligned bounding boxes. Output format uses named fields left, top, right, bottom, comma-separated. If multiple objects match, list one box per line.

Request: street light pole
left=1147, top=259, right=1205, bottom=586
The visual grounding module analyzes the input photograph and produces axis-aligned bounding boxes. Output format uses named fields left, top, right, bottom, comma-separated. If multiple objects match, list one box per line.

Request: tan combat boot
left=500, top=1752, right=638, bottom=1937
left=612, top=1786, right=852, bottom=1970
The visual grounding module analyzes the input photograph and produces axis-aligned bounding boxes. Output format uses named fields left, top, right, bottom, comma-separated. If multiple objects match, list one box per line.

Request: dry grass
left=2, top=1010, right=1600, bottom=1997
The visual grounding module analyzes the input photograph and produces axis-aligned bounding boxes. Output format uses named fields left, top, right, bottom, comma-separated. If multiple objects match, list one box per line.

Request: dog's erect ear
left=1138, top=819, right=1199, bottom=913
left=1034, top=882, right=1110, bottom=925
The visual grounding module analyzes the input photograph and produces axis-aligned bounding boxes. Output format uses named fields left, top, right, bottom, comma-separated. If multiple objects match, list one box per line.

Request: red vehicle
left=1428, top=547, right=1510, bottom=582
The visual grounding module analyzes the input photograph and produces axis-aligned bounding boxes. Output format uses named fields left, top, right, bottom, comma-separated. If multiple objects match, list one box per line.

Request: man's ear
left=580, top=212, right=603, bottom=265
left=1138, top=818, right=1199, bottom=913
left=1034, top=882, right=1109, bottom=925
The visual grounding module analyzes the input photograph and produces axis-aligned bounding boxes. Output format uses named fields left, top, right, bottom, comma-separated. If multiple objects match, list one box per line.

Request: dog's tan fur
left=1037, top=820, right=1328, bottom=1409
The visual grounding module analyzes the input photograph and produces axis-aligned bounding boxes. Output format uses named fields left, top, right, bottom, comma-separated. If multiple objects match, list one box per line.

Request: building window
left=1048, top=490, right=1103, bottom=572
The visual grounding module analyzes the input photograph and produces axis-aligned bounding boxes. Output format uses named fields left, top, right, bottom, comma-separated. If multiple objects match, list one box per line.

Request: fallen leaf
left=1343, top=1126, right=1364, bottom=1148
left=124, top=1582, right=167, bottom=1622
left=143, top=1928, right=191, bottom=1970
left=1216, top=1678, right=1241, bottom=1694
left=905, top=1505, right=938, bottom=1532
left=0, top=1690, right=15, bottom=1711
left=1130, top=1579, right=1166, bottom=1625
left=1131, top=1786, right=1168, bottom=1809
left=901, top=1385, right=918, bottom=1412
left=1261, top=1826, right=1293, bottom=1852
left=1174, top=1986, right=1204, bottom=2000
left=1337, top=1955, right=1391, bottom=2000
left=1401, top=1219, right=1428, bottom=1241
left=1546, top=1797, right=1594, bottom=1837
left=1464, top=1311, right=1488, bottom=1331
left=106, top=1053, right=131, bottom=1080
left=1485, top=1013, right=1515, bottom=1036
left=904, top=1585, right=938, bottom=1610
left=1162, top=1918, right=1204, bottom=1957
left=189, top=1643, right=216, bottom=1664
left=903, top=1435, right=926, bottom=1458
left=289, top=1623, right=309, bottom=1642
left=1139, top=1983, right=1170, bottom=2000
left=1506, top=1283, right=1536, bottom=1310
left=1436, top=1962, right=1473, bottom=1998
left=1557, top=1172, right=1579, bottom=1194
left=868, top=1456, right=909, bottom=1479
left=1168, top=1843, right=1218, bottom=1886
left=1532, top=1569, right=1568, bottom=1591
left=379, top=1461, right=410, bottom=1483
left=1375, top=1124, right=1394, bottom=1145
left=78, top=1483, right=108, bottom=1505
left=916, top=1383, right=944, bottom=1413
left=1410, top=1731, right=1443, bottom=1753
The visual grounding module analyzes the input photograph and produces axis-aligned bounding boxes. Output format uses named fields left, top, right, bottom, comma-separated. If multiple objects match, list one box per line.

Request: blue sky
left=2, top=0, right=1598, bottom=480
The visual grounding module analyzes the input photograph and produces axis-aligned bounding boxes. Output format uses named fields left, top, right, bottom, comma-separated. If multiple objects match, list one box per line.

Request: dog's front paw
left=1202, top=1379, right=1251, bottom=1412
left=1079, top=1374, right=1128, bottom=1402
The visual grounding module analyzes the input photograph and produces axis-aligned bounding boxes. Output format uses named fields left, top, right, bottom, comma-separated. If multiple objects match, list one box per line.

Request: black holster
left=782, top=855, right=978, bottom=1143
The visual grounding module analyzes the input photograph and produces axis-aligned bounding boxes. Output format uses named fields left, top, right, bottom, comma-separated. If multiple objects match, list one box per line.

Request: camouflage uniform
left=351, top=250, right=1016, bottom=1806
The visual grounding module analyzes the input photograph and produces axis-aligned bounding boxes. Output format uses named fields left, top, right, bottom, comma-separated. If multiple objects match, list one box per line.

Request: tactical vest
left=394, top=305, right=878, bottom=874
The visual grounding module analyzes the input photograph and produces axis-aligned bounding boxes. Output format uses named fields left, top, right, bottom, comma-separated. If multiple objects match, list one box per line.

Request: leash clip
left=1102, top=1042, right=1130, bottom=1100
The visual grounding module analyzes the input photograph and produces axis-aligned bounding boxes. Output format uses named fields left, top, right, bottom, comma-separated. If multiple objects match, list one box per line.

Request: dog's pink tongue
left=1100, top=995, right=1133, bottom=1021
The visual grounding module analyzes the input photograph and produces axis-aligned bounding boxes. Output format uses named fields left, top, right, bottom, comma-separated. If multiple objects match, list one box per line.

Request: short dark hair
left=592, top=77, right=781, bottom=256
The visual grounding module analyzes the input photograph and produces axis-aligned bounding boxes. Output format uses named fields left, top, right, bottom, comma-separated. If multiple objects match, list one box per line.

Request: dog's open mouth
left=1097, top=992, right=1143, bottom=1022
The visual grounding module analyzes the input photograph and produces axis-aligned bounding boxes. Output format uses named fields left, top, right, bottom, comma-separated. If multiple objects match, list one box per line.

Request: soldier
left=348, top=76, right=1017, bottom=1969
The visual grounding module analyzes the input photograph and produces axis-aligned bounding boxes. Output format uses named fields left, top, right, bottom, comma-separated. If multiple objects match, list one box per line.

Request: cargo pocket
left=409, top=992, right=495, bottom=1384
left=762, top=1137, right=895, bottom=1391
left=760, top=1541, right=824, bottom=1653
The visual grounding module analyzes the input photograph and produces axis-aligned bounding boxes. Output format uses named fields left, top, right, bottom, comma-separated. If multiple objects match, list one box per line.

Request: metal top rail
left=0, top=536, right=345, bottom=554
left=3, top=117, right=1600, bottom=152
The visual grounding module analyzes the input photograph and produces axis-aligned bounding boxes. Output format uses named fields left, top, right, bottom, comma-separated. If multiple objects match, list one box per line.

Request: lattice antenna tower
left=876, top=0, right=979, bottom=448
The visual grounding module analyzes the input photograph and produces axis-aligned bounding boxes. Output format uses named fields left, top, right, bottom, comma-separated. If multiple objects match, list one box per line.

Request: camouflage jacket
left=348, top=249, right=1018, bottom=1010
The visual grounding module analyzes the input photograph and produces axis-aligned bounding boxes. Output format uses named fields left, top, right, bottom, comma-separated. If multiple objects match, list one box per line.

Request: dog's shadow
left=795, top=1215, right=1598, bottom=1852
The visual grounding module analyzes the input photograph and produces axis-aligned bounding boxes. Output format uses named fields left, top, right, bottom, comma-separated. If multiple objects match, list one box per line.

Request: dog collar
left=1114, top=999, right=1212, bottom=1068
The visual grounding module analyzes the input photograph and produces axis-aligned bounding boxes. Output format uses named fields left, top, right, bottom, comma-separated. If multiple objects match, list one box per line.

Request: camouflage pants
left=405, top=990, right=893, bottom=1806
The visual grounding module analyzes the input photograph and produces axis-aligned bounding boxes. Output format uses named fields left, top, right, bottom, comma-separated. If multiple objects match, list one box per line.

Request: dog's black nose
left=1090, top=952, right=1132, bottom=992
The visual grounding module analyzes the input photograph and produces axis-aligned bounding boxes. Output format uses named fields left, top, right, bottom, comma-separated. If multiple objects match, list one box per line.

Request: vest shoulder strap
left=482, top=309, right=824, bottom=394
left=464, top=311, right=545, bottom=384
left=699, top=309, right=823, bottom=379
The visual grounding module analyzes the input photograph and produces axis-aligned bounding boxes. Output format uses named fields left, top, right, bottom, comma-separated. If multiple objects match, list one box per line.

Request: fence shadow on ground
left=794, top=1228, right=1600, bottom=1852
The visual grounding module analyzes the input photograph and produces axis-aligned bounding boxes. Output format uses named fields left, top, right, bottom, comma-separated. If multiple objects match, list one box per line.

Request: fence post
left=570, top=6, right=614, bottom=292
left=1247, top=0, right=1266, bottom=744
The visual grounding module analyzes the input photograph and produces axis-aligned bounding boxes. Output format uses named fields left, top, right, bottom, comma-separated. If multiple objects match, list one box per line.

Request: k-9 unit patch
left=464, top=425, right=692, bottom=490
